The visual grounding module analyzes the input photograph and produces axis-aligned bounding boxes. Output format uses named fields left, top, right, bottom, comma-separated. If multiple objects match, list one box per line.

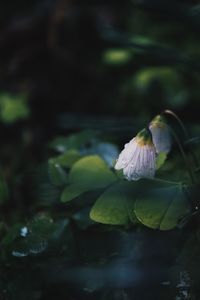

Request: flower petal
left=115, top=128, right=156, bottom=181
left=150, top=126, right=171, bottom=154
left=149, top=117, right=171, bottom=154
left=123, top=145, right=156, bottom=181
left=115, top=138, right=138, bottom=170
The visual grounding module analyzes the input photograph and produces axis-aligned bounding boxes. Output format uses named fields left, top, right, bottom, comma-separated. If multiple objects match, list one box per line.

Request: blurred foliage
left=102, top=48, right=133, bottom=65
left=0, top=0, right=200, bottom=299
left=0, top=93, right=29, bottom=124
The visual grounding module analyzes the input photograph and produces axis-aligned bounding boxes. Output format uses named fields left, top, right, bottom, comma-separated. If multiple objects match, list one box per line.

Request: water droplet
left=20, top=226, right=28, bottom=237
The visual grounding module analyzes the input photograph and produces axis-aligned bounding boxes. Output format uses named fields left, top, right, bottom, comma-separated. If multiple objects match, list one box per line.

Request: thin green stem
left=163, top=109, right=188, bottom=138
left=169, top=126, right=196, bottom=184
left=163, top=109, right=199, bottom=167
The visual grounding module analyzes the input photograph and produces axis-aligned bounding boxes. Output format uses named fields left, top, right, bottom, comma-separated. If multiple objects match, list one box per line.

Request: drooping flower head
left=115, top=128, right=156, bottom=181
left=149, top=114, right=171, bottom=154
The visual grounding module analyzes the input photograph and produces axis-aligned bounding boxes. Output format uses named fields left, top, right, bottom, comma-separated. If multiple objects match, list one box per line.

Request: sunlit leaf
left=69, top=155, right=117, bottom=188
left=134, top=181, right=191, bottom=230
left=90, top=181, right=138, bottom=225
left=61, top=155, right=118, bottom=203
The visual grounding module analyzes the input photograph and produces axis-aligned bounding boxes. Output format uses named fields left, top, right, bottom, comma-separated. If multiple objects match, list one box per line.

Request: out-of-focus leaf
left=90, top=181, right=138, bottom=225
left=134, top=67, right=180, bottom=90
left=134, top=181, right=191, bottom=230
left=82, top=142, right=119, bottom=167
left=134, top=67, right=188, bottom=108
left=49, top=136, right=72, bottom=153
left=37, top=182, right=61, bottom=205
left=61, top=155, right=118, bottom=203
left=49, top=130, right=96, bottom=153
left=50, top=150, right=82, bottom=168
left=11, top=215, right=57, bottom=257
left=102, top=48, right=132, bottom=65
left=2, top=223, right=24, bottom=246
left=28, top=215, right=55, bottom=236
left=12, top=236, right=47, bottom=257
left=131, top=35, right=155, bottom=46
left=72, top=207, right=95, bottom=229
left=34, top=163, right=62, bottom=205
left=48, top=160, right=68, bottom=186
left=0, top=93, right=29, bottom=124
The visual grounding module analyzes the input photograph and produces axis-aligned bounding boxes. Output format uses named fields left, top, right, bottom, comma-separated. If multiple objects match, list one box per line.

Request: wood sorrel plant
left=56, top=110, right=197, bottom=230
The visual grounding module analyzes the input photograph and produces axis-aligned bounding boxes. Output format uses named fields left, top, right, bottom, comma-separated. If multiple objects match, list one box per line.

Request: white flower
left=115, top=128, right=156, bottom=181
left=149, top=115, right=171, bottom=154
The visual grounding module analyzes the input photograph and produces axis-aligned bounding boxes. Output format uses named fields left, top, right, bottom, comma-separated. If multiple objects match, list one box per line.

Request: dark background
left=1, top=0, right=200, bottom=128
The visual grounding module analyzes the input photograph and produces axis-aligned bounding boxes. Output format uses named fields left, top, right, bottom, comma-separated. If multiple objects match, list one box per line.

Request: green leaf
left=61, top=155, right=118, bottom=203
left=49, top=130, right=96, bottom=153
left=61, top=184, right=89, bottom=203
left=134, top=181, right=191, bottom=230
left=28, top=215, right=55, bottom=237
left=11, top=215, right=57, bottom=257
left=50, top=150, right=82, bottom=168
left=69, top=155, right=117, bottom=188
left=90, top=181, right=138, bottom=225
left=156, top=152, right=167, bottom=170
left=48, top=160, right=68, bottom=186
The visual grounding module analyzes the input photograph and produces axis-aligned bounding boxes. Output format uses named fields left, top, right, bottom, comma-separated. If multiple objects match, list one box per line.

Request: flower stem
left=163, top=109, right=188, bottom=138
left=169, top=127, right=196, bottom=184
left=163, top=109, right=199, bottom=167
left=161, top=110, right=196, bottom=183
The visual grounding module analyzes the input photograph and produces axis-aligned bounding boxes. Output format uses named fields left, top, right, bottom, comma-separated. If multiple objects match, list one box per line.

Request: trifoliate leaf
left=61, top=155, right=118, bottom=203
left=134, top=181, right=190, bottom=230
left=90, top=181, right=138, bottom=225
